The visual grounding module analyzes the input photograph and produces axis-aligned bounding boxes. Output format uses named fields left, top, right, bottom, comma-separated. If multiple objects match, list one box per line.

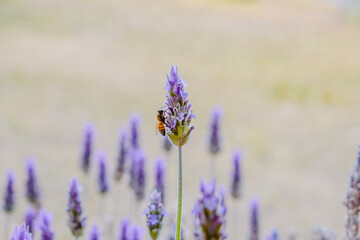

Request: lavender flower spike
left=344, top=145, right=360, bottom=240
left=163, top=65, right=195, bottom=147
left=25, top=158, right=41, bottom=208
left=130, top=113, right=140, bottom=149
left=155, top=158, right=166, bottom=203
left=24, top=207, right=37, bottom=234
left=127, top=224, right=144, bottom=240
left=67, top=178, right=86, bottom=238
left=209, top=106, right=222, bottom=155
left=249, top=198, right=259, bottom=240
left=3, top=171, right=15, bottom=213
left=193, top=180, right=227, bottom=240
left=130, top=150, right=146, bottom=201
left=97, top=152, right=109, bottom=194
left=38, top=209, right=55, bottom=240
left=145, top=189, right=166, bottom=240
left=11, top=223, right=32, bottom=240
left=81, top=124, right=94, bottom=174
left=231, top=150, right=242, bottom=199
left=115, top=130, right=128, bottom=181
left=88, top=224, right=101, bottom=240
left=119, top=219, right=130, bottom=240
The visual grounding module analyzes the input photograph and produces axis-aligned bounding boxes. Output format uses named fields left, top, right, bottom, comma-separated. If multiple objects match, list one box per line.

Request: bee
left=156, top=110, right=166, bottom=136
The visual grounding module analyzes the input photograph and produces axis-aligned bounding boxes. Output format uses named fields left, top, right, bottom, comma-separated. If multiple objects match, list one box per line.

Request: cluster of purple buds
left=88, top=224, right=101, bottom=240
left=97, top=152, right=109, bottom=195
left=130, top=114, right=140, bottom=150
left=163, top=136, right=172, bottom=152
left=231, top=150, right=242, bottom=199
left=25, top=158, right=41, bottom=208
left=144, top=189, right=166, bottom=240
left=38, top=210, right=54, bottom=240
left=67, top=178, right=86, bottom=238
left=249, top=198, right=259, bottom=240
left=115, top=130, right=128, bottom=181
left=24, top=207, right=37, bottom=234
left=11, top=223, right=32, bottom=240
left=193, top=180, right=227, bottom=240
left=130, top=150, right=146, bottom=201
left=119, top=219, right=143, bottom=240
left=344, top=145, right=360, bottom=239
left=81, top=124, right=94, bottom=174
left=3, top=171, right=15, bottom=213
left=163, top=65, right=195, bottom=147
left=209, top=106, right=222, bottom=155
left=155, top=158, right=166, bottom=203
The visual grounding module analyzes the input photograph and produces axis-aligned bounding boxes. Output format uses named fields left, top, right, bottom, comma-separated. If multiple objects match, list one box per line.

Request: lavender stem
left=175, top=146, right=183, bottom=240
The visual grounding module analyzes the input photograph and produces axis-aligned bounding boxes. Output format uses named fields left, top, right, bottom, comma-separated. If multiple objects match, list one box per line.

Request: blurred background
left=1, top=0, right=360, bottom=239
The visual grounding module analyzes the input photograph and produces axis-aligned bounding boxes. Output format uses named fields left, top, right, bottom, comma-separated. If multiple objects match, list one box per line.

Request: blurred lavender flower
left=11, top=223, right=32, bottom=240
left=38, top=210, right=54, bottom=240
left=163, top=65, right=195, bottom=147
left=97, top=152, right=109, bottom=195
left=163, top=137, right=172, bottom=152
left=209, top=106, right=222, bottom=155
left=193, top=180, right=227, bottom=240
left=115, top=130, right=128, bottom=181
left=249, top=198, right=259, bottom=240
left=145, top=189, right=166, bottom=240
left=130, top=150, right=146, bottom=201
left=88, top=224, right=101, bottom=240
left=130, top=114, right=140, bottom=150
left=231, top=150, right=242, bottom=199
left=81, top=124, right=94, bottom=174
left=265, top=229, right=278, bottom=240
left=344, top=146, right=360, bottom=240
left=312, top=227, right=335, bottom=240
left=119, top=219, right=130, bottom=240
left=3, top=171, right=15, bottom=213
left=24, top=207, right=37, bottom=234
left=25, top=158, right=41, bottom=208
left=155, top=158, right=166, bottom=203
left=126, top=224, right=144, bottom=240
left=67, top=178, right=86, bottom=238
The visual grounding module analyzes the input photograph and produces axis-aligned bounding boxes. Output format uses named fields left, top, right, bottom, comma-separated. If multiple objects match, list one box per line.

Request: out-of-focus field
left=1, top=0, right=360, bottom=239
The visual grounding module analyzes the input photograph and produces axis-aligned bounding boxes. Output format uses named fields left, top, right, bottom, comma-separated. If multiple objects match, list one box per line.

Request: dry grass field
left=1, top=0, right=360, bottom=239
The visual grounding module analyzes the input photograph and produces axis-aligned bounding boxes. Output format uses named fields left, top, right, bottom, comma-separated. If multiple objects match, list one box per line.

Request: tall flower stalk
left=38, top=209, right=55, bottom=240
left=144, top=189, right=166, bottom=240
left=208, top=106, right=222, bottom=178
left=249, top=198, right=259, bottom=240
left=115, top=130, right=128, bottom=181
left=162, top=65, right=195, bottom=240
left=81, top=124, right=94, bottom=174
left=3, top=172, right=15, bottom=240
left=231, top=150, right=242, bottom=199
left=344, top=145, right=360, bottom=240
left=25, top=158, right=41, bottom=209
left=67, top=178, right=86, bottom=240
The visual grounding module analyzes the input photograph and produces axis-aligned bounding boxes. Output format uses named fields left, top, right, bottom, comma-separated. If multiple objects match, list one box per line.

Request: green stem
left=175, top=146, right=183, bottom=240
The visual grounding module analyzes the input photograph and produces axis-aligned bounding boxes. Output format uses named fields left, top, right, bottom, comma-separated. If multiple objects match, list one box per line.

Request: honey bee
left=156, top=110, right=166, bottom=136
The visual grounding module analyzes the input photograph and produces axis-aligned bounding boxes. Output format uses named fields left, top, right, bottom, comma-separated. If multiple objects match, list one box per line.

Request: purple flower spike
left=3, top=171, right=15, bottom=213
left=24, top=207, right=37, bottom=234
left=38, top=210, right=55, bottom=240
left=67, top=178, right=86, bottom=238
left=231, top=150, right=242, bottom=199
left=115, top=130, right=128, bottom=181
left=145, top=189, right=166, bottom=240
left=130, top=150, right=146, bottom=201
left=155, top=158, right=166, bottom=203
left=88, top=224, right=101, bottom=240
left=127, top=224, right=144, bottom=240
left=11, top=223, right=32, bottom=240
left=163, top=65, right=195, bottom=147
left=209, top=106, right=222, bottom=155
left=163, top=136, right=172, bottom=152
left=193, top=180, right=227, bottom=240
left=249, top=197, right=259, bottom=240
left=119, top=219, right=130, bottom=240
left=130, top=114, right=140, bottom=150
left=97, top=152, right=109, bottom=195
left=25, top=158, right=41, bottom=208
left=81, top=124, right=94, bottom=174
